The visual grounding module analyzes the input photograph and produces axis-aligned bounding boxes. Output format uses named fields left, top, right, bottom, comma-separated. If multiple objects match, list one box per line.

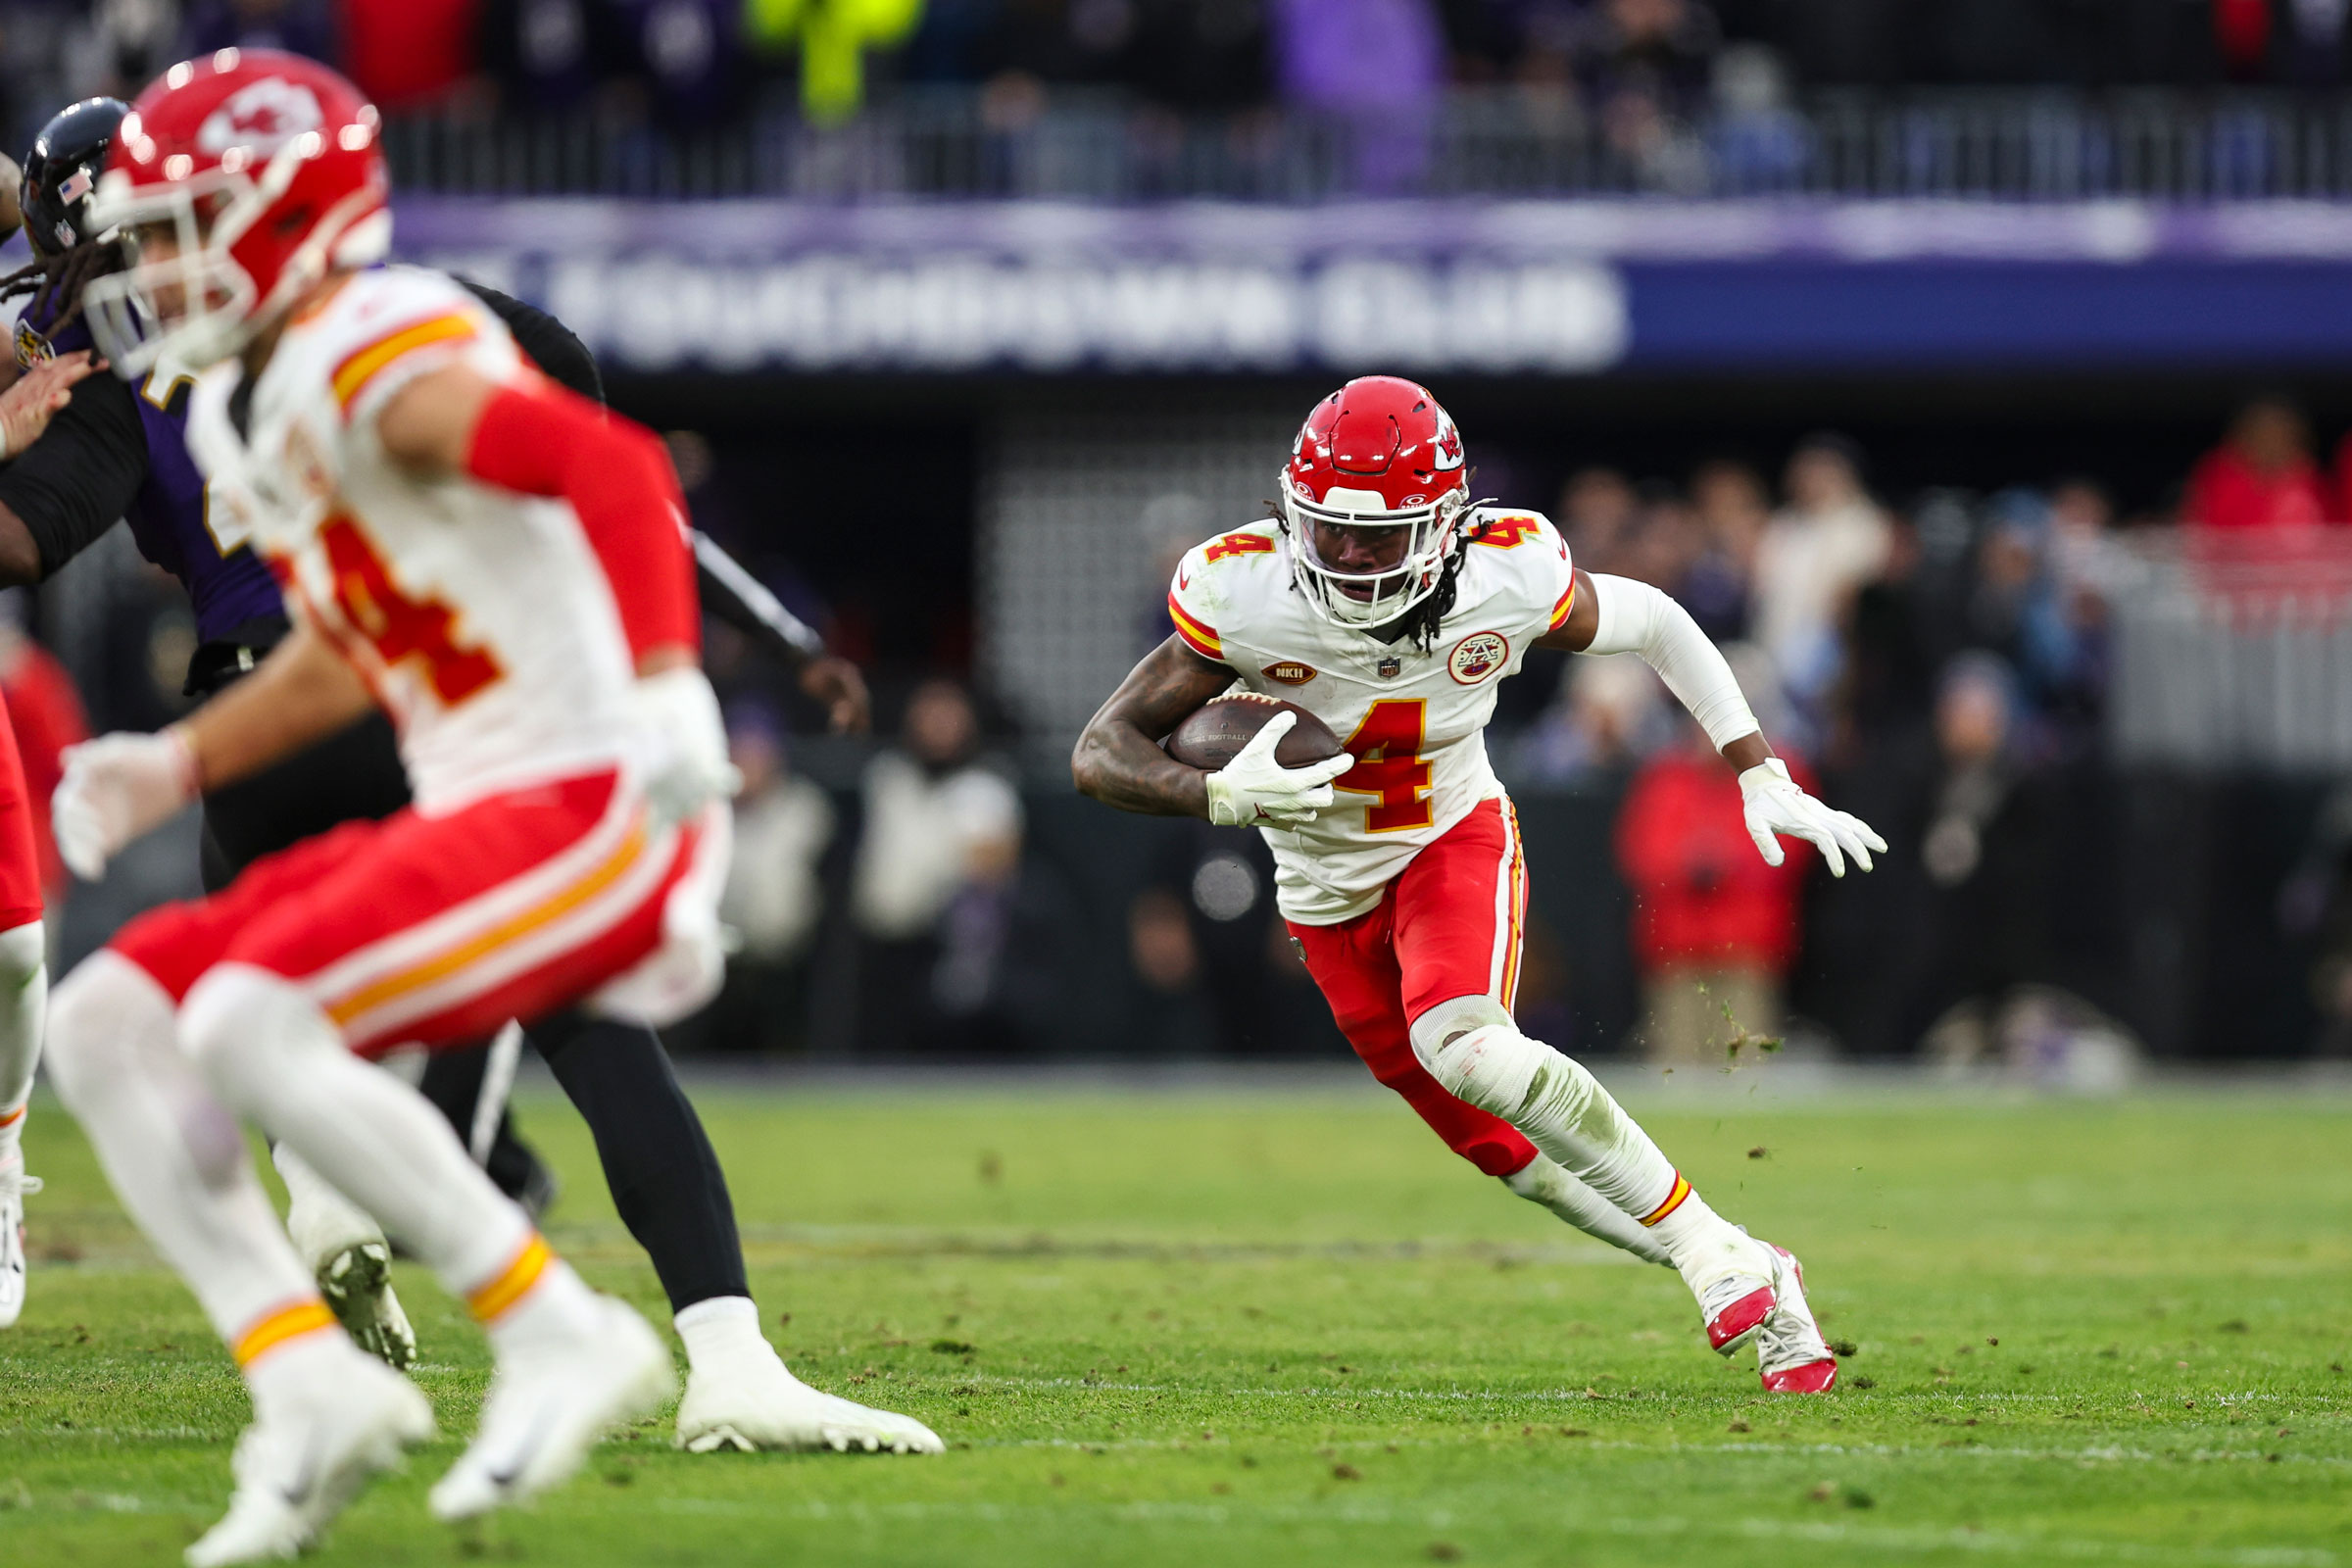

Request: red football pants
left=113, top=766, right=699, bottom=1054
left=0, top=705, right=43, bottom=929
left=1288, top=796, right=1540, bottom=1178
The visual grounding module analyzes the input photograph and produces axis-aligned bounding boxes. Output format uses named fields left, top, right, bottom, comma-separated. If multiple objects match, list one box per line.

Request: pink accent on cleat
left=1706, top=1284, right=1777, bottom=1353
left=1763, top=1357, right=1838, bottom=1394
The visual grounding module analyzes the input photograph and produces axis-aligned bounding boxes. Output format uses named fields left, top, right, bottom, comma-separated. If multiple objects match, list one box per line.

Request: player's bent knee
left=0, top=918, right=45, bottom=993
left=1424, top=1020, right=1598, bottom=1126
left=180, top=963, right=337, bottom=1115
left=1406, top=994, right=1515, bottom=1074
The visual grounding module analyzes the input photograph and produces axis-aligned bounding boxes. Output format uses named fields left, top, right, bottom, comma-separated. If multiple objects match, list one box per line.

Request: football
left=1163, top=692, right=1346, bottom=772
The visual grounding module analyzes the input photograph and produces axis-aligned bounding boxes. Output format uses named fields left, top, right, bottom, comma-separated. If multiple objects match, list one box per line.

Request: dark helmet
left=21, top=98, right=128, bottom=254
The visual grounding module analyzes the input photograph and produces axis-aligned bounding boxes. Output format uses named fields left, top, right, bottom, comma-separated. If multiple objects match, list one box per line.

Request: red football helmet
left=82, top=48, right=389, bottom=373
left=1278, top=375, right=1472, bottom=628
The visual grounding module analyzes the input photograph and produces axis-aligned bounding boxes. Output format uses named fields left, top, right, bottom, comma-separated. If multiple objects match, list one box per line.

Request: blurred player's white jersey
left=1166, top=510, right=1577, bottom=923
left=185, top=266, right=643, bottom=810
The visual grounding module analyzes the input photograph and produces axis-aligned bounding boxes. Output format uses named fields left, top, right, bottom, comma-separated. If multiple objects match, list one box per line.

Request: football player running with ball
left=34, top=52, right=927, bottom=1563
left=1075, top=376, right=1885, bottom=1393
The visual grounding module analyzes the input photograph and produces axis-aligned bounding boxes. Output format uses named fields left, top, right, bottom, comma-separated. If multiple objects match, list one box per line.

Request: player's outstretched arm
left=1071, top=635, right=1243, bottom=818
left=1539, top=566, right=1886, bottom=876
left=52, top=622, right=372, bottom=879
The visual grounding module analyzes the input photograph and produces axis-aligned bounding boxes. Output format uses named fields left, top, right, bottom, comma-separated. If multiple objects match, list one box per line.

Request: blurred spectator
left=181, top=0, right=335, bottom=59
left=1128, top=819, right=1295, bottom=1055
left=1558, top=465, right=1639, bottom=577
left=1615, top=653, right=1805, bottom=1063
left=1575, top=0, right=1718, bottom=186
left=1271, top=0, right=1445, bottom=191
left=745, top=0, right=924, bottom=122
left=697, top=704, right=836, bottom=1052
left=478, top=0, right=611, bottom=114
left=1128, top=0, right=1274, bottom=112
left=0, top=603, right=88, bottom=904
left=852, top=679, right=1026, bottom=1054
left=2184, top=397, right=2331, bottom=530
left=342, top=0, right=483, bottom=110
left=611, top=0, right=744, bottom=126
left=1962, top=490, right=2092, bottom=720
left=1615, top=480, right=1704, bottom=595
left=1905, top=652, right=2054, bottom=1042
left=1513, top=651, right=1669, bottom=784
left=1681, top=458, right=1766, bottom=641
left=1752, top=433, right=1891, bottom=703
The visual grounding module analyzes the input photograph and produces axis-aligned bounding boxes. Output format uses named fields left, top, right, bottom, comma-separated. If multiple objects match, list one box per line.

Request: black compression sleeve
left=459, top=278, right=606, bottom=405
left=0, top=371, right=148, bottom=577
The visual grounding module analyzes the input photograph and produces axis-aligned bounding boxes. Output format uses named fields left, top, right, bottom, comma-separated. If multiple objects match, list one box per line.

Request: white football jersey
left=186, top=267, right=646, bottom=811
left=1167, top=510, right=1577, bottom=923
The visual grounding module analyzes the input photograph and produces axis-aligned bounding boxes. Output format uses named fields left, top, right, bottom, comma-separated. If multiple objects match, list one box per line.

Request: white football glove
left=632, top=664, right=739, bottom=826
left=1201, top=711, right=1355, bottom=828
left=53, top=727, right=199, bottom=882
left=1739, top=757, right=1886, bottom=878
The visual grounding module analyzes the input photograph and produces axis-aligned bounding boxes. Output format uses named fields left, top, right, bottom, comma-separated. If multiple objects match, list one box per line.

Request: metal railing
left=382, top=86, right=2352, bottom=202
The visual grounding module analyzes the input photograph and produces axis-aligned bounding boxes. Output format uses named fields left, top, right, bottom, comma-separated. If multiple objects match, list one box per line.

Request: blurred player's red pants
left=0, top=706, right=44, bottom=930
left=1288, top=797, right=1540, bottom=1178
left=114, top=766, right=700, bottom=1054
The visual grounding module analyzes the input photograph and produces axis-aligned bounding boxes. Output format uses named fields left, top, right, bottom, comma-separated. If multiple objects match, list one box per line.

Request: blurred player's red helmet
left=82, top=48, right=389, bottom=373
left=1278, top=376, right=1472, bottom=629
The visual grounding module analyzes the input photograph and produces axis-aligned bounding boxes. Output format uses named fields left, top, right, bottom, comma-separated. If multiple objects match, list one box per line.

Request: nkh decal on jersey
left=1447, top=632, right=1508, bottom=685
left=1262, top=661, right=1317, bottom=686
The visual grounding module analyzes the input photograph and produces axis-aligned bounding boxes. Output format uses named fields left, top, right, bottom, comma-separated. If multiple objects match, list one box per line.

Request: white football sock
left=675, top=1295, right=783, bottom=1375
left=42, top=954, right=322, bottom=1346
left=0, top=919, right=47, bottom=1162
left=181, top=964, right=559, bottom=1317
left=1501, top=1155, right=1673, bottom=1266
left=1424, top=1022, right=1747, bottom=1274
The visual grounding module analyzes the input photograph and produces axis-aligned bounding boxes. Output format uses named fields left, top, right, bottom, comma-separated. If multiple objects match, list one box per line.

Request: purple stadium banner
left=392, top=198, right=2352, bottom=374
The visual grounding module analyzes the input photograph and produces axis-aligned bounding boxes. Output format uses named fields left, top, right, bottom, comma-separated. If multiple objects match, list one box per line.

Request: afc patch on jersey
left=13, top=318, right=52, bottom=370
left=1447, top=631, right=1509, bottom=685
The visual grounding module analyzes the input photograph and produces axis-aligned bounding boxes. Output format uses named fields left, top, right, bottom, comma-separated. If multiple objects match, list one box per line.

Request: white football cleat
left=1756, top=1244, right=1838, bottom=1394
left=185, top=1349, right=434, bottom=1567
left=277, top=1146, right=416, bottom=1370
left=428, top=1295, right=674, bottom=1521
left=0, top=1155, right=39, bottom=1330
left=1677, top=1225, right=1780, bottom=1357
left=676, top=1345, right=943, bottom=1455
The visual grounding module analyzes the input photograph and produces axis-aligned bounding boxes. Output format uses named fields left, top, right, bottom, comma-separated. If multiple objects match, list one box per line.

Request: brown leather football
left=1164, top=693, right=1346, bottom=772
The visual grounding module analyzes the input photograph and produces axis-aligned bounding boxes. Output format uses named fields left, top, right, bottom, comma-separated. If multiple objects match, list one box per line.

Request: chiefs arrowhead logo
left=1261, top=661, right=1317, bottom=686
left=198, top=78, right=326, bottom=157
left=1433, top=410, right=1464, bottom=471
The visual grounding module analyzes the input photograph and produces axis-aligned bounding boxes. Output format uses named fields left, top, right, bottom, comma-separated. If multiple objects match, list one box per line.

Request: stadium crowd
left=9, top=0, right=2342, bottom=152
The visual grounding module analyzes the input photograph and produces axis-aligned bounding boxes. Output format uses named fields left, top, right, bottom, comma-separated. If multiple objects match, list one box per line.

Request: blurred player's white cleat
left=1755, top=1244, right=1838, bottom=1394
left=428, top=1294, right=674, bottom=1521
left=276, top=1145, right=416, bottom=1370
left=1678, top=1225, right=1781, bottom=1357
left=185, top=1348, right=434, bottom=1567
left=676, top=1351, right=945, bottom=1455
left=0, top=1154, right=38, bottom=1329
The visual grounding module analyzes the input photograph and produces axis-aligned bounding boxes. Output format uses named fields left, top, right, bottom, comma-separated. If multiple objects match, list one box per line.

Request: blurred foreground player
left=0, top=142, right=131, bottom=1333
left=1075, top=376, right=1886, bottom=1392
left=38, top=52, right=926, bottom=1562
left=0, top=94, right=897, bottom=1458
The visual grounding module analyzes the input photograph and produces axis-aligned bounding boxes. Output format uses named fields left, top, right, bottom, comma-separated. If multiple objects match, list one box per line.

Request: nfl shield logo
left=1377, top=655, right=1403, bottom=680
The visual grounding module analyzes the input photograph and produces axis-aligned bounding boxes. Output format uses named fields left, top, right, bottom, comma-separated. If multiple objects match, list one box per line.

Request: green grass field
left=6, top=1075, right=2352, bottom=1567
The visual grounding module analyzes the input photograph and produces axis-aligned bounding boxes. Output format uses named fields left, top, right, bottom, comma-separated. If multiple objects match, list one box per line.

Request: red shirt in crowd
left=338, top=0, right=480, bottom=110
left=1614, top=748, right=1810, bottom=977
left=2182, top=447, right=2332, bottom=530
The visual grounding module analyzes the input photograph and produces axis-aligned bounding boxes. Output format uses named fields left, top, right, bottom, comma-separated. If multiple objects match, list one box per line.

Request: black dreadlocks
left=0, top=235, right=122, bottom=338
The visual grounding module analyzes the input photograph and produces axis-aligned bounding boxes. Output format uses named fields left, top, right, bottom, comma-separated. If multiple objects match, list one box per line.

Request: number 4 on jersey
left=320, top=514, right=503, bottom=704
left=1340, top=700, right=1433, bottom=832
